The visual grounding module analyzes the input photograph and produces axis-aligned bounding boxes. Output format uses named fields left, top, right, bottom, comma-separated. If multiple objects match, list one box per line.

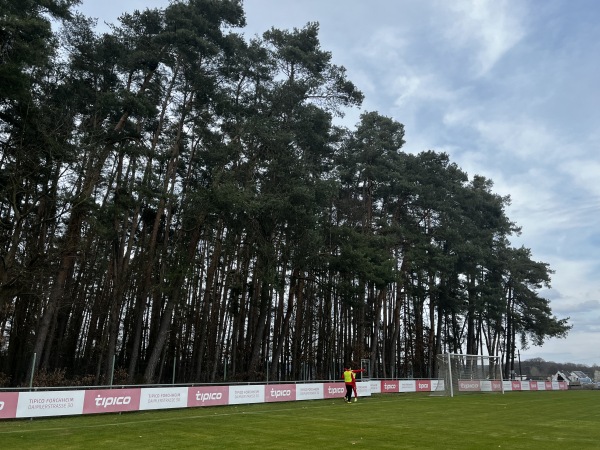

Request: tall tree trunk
left=370, top=288, right=384, bottom=379
left=270, top=268, right=297, bottom=380
left=194, top=218, right=224, bottom=380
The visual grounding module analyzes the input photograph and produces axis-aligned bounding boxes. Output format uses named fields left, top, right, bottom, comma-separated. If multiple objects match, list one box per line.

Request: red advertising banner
left=265, top=384, right=296, bottom=403
left=323, top=382, right=346, bottom=399
left=416, top=380, right=431, bottom=392
left=529, top=381, right=539, bottom=391
left=382, top=380, right=400, bottom=393
left=83, top=388, right=141, bottom=414
left=458, top=380, right=481, bottom=392
left=0, top=392, right=19, bottom=419
left=511, top=381, right=522, bottom=391
left=188, top=385, right=229, bottom=407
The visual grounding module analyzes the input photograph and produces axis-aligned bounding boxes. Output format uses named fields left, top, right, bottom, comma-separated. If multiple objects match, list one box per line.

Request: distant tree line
left=521, top=358, right=599, bottom=380
left=0, top=0, right=570, bottom=387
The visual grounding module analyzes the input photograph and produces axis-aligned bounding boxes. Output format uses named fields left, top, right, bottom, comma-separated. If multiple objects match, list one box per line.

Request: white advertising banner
left=296, top=383, right=323, bottom=401
left=369, top=380, right=381, bottom=394
left=140, top=387, right=188, bottom=410
left=228, top=385, right=265, bottom=405
left=398, top=380, right=415, bottom=392
left=431, top=379, right=444, bottom=391
left=356, top=381, right=371, bottom=397
left=16, top=390, right=85, bottom=418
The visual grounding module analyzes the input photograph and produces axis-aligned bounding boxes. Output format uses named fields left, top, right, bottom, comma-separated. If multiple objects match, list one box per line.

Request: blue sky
left=77, top=0, right=600, bottom=366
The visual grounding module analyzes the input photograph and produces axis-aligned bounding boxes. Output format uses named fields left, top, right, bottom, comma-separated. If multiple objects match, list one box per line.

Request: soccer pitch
left=0, top=390, right=598, bottom=449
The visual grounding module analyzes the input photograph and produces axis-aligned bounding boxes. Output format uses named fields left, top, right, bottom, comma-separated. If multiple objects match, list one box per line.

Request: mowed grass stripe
left=0, top=391, right=598, bottom=449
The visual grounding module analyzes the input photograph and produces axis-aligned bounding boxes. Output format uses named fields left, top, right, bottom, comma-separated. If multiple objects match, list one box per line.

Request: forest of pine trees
left=0, top=0, right=570, bottom=387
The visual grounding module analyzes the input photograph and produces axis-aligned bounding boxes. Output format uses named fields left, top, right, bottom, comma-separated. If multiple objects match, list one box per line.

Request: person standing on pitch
left=342, top=365, right=365, bottom=403
left=350, top=366, right=366, bottom=402
left=342, top=367, right=354, bottom=403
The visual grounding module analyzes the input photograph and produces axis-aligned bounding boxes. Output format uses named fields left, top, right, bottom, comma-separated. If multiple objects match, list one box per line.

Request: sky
left=75, top=0, right=600, bottom=367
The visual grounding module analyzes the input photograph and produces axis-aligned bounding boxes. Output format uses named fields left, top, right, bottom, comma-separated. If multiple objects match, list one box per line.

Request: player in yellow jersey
left=342, top=365, right=365, bottom=402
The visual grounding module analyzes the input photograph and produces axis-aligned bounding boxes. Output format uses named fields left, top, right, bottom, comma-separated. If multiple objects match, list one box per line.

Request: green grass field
left=0, top=390, right=598, bottom=449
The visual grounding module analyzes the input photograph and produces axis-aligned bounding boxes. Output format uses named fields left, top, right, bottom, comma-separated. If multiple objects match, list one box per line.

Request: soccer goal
left=434, top=353, right=504, bottom=397
left=360, top=359, right=371, bottom=380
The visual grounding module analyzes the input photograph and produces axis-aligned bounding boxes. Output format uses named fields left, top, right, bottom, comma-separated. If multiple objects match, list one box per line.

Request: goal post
left=434, top=353, right=504, bottom=397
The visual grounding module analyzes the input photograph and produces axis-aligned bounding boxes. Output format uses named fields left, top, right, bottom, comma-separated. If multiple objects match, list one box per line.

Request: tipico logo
left=328, top=386, right=345, bottom=394
left=384, top=383, right=397, bottom=390
left=269, top=389, right=292, bottom=399
left=195, top=391, right=222, bottom=402
left=95, top=395, right=131, bottom=408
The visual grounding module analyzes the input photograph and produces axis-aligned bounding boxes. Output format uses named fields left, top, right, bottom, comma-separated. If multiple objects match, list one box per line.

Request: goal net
left=434, top=353, right=504, bottom=397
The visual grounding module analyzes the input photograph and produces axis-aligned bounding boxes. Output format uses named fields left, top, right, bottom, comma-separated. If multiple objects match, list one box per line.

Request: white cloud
left=440, top=0, right=527, bottom=76
left=476, top=119, right=558, bottom=160
left=443, top=107, right=477, bottom=127
left=356, top=27, right=409, bottom=63
left=563, top=159, right=600, bottom=197
left=523, top=331, right=600, bottom=366
left=391, top=75, right=422, bottom=106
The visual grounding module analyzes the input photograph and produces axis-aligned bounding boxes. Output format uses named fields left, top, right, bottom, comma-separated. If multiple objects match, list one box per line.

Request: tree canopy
left=0, top=0, right=570, bottom=386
